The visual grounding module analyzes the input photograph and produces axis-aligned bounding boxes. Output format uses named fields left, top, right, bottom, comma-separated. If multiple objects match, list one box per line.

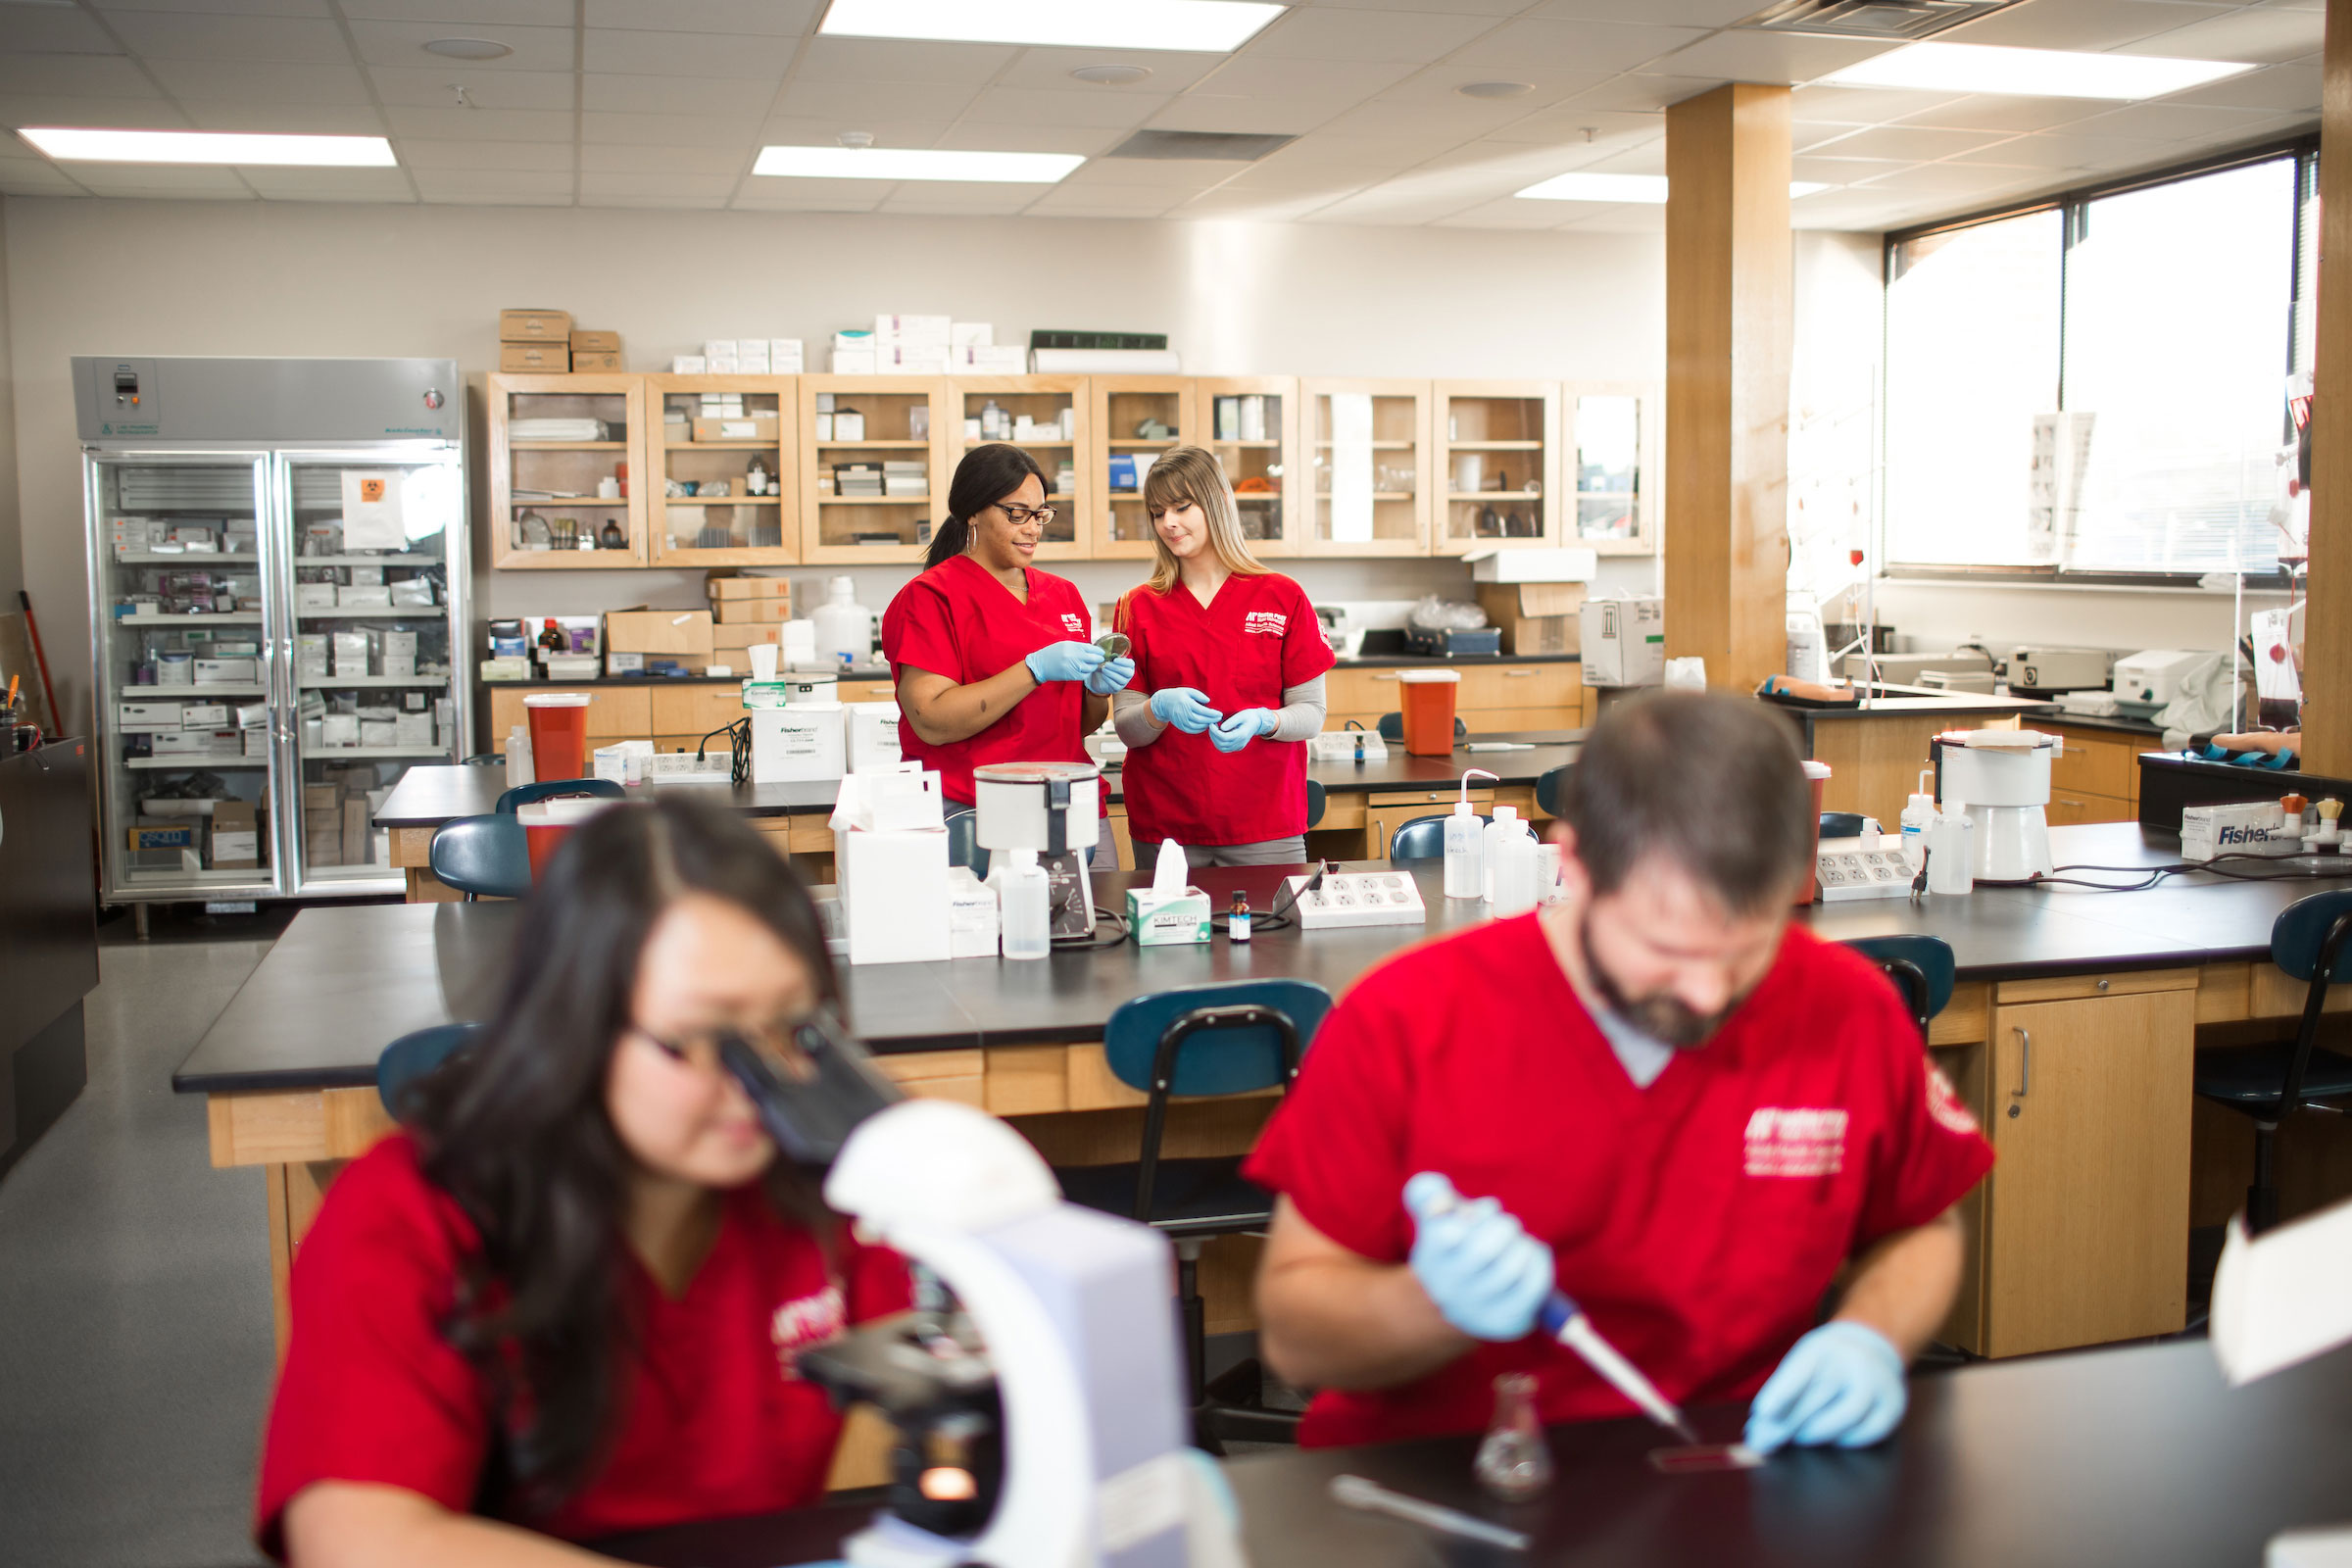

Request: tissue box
left=1127, top=885, right=1212, bottom=947
left=1580, top=596, right=1665, bottom=688
left=838, top=828, right=952, bottom=965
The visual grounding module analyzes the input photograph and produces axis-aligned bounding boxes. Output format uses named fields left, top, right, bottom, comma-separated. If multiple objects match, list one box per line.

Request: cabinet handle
left=1372, top=671, right=1399, bottom=682
left=2013, top=1028, right=2031, bottom=1099
left=1505, top=668, right=1535, bottom=678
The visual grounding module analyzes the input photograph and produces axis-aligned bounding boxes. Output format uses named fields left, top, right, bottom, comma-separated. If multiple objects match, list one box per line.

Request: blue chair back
left=463, top=753, right=505, bottom=766
left=1390, top=811, right=1482, bottom=863
left=1821, top=812, right=1869, bottom=839
left=2271, top=890, right=2352, bottom=983
left=377, top=1022, right=479, bottom=1118
left=1378, top=711, right=1465, bottom=744
left=946, top=808, right=989, bottom=880
left=1305, top=778, right=1326, bottom=831
left=1536, top=765, right=1569, bottom=819
left=1102, top=980, right=1336, bottom=1100
left=496, top=776, right=624, bottom=813
left=1845, top=935, right=1956, bottom=1038
left=429, top=813, right=532, bottom=900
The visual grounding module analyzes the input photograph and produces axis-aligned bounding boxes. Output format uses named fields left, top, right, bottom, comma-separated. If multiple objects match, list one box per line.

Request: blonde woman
left=1112, top=446, right=1334, bottom=867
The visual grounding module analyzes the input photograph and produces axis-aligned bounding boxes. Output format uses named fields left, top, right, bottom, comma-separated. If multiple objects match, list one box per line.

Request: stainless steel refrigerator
left=76, top=356, right=469, bottom=903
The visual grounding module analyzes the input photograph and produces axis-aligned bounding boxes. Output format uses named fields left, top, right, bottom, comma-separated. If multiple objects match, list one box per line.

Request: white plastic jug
left=811, top=575, right=875, bottom=669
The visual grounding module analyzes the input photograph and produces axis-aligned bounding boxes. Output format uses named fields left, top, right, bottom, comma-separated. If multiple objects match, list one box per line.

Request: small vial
left=1228, top=891, right=1251, bottom=944
left=1474, top=1372, right=1552, bottom=1501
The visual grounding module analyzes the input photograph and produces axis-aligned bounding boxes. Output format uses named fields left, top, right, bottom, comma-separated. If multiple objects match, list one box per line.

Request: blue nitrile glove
left=1026, top=641, right=1105, bottom=685
left=1085, top=656, right=1135, bottom=696
left=1402, top=1171, right=1554, bottom=1342
left=1150, top=687, right=1222, bottom=734
left=1211, top=708, right=1278, bottom=754
left=1742, top=1321, right=1907, bottom=1453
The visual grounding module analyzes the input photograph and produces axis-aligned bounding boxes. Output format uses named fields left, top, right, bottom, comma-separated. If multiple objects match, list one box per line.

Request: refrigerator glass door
left=85, top=451, right=283, bottom=901
left=275, top=452, right=464, bottom=895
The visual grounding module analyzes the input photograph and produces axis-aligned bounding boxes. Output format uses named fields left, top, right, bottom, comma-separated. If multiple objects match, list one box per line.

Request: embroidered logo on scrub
left=1061, top=613, right=1086, bottom=636
left=1244, top=612, right=1288, bottom=636
left=1743, top=1106, right=1849, bottom=1177
left=771, top=1285, right=846, bottom=1379
left=1924, top=1058, right=1981, bottom=1136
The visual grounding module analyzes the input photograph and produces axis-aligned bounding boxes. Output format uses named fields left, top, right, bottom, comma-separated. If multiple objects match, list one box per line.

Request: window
left=1884, top=146, right=2311, bottom=578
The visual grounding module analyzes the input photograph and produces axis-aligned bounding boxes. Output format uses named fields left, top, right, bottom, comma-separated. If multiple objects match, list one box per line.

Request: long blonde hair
left=1136, top=445, right=1269, bottom=597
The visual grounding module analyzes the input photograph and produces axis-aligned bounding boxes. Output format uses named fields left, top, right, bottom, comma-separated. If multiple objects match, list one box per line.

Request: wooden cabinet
left=2046, top=723, right=2142, bottom=825
left=954, top=375, right=1088, bottom=564
left=1432, top=381, right=1561, bottom=556
left=798, top=377, right=955, bottom=565
left=1302, top=379, right=1432, bottom=558
left=645, top=374, right=798, bottom=567
left=484, top=685, right=651, bottom=749
left=1564, top=380, right=1660, bottom=556
left=1325, top=663, right=1584, bottom=734
left=1087, top=377, right=1198, bottom=560
left=1196, top=376, right=1301, bottom=558
left=650, top=684, right=748, bottom=739
left=488, top=373, right=649, bottom=569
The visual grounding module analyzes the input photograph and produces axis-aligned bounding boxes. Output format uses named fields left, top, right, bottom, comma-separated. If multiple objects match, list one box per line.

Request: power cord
left=1053, top=909, right=1131, bottom=951
left=2031, top=853, right=2352, bottom=893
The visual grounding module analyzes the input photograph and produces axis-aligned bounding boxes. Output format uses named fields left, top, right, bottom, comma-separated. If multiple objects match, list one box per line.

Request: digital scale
left=1277, top=868, right=1427, bottom=929
left=1815, top=843, right=1914, bottom=902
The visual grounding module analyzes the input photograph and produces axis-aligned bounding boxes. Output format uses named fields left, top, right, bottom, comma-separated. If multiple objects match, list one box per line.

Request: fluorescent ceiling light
left=756, top=144, right=1085, bottom=182
left=1819, top=41, right=2253, bottom=100
left=818, top=0, right=1283, bottom=52
left=20, top=127, right=396, bottom=166
left=1515, top=172, right=1832, bottom=202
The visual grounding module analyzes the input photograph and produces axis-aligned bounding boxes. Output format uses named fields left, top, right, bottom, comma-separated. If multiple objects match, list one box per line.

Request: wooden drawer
left=486, top=685, right=651, bottom=742
left=652, top=684, right=746, bottom=737
left=2050, top=728, right=2134, bottom=801
left=1995, top=967, right=2198, bottom=1004
left=1458, top=662, right=1579, bottom=713
left=2047, top=790, right=2131, bottom=827
left=1328, top=667, right=1404, bottom=715
left=839, top=678, right=899, bottom=705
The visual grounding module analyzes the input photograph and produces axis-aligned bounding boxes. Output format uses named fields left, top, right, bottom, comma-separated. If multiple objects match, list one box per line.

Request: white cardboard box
left=750, top=703, right=846, bottom=784
left=338, top=584, right=392, bottom=608
left=1465, top=547, right=1599, bottom=583
left=845, top=702, right=903, bottom=770
left=837, top=827, right=951, bottom=965
left=117, top=701, right=182, bottom=733
left=1580, top=595, right=1664, bottom=688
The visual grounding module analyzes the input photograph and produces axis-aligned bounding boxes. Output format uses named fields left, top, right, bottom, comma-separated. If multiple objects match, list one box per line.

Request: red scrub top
left=254, top=1136, right=911, bottom=1557
left=882, top=552, right=1098, bottom=808
left=1244, top=915, right=1993, bottom=1450
left=1116, top=572, right=1335, bottom=847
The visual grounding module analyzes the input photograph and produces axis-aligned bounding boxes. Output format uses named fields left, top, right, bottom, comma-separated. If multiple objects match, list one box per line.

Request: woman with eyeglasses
left=882, top=442, right=1133, bottom=856
left=255, top=798, right=909, bottom=1567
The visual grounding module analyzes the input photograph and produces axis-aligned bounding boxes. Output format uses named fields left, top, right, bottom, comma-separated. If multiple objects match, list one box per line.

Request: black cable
left=2025, top=852, right=2352, bottom=893
left=1052, top=909, right=1131, bottom=951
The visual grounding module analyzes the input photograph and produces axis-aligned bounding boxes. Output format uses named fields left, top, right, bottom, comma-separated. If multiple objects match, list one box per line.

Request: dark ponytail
left=926, top=442, right=1048, bottom=569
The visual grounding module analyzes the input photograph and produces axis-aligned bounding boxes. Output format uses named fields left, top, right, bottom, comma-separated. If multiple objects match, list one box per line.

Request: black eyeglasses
left=997, top=503, right=1057, bottom=527
left=631, top=1010, right=820, bottom=1081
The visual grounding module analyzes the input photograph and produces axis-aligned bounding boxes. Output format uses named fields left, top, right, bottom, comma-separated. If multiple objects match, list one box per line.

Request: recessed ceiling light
left=755, top=144, right=1085, bottom=182
left=1514, top=172, right=1832, bottom=202
left=1457, top=80, right=1533, bottom=99
left=818, top=0, right=1283, bottom=52
left=421, top=36, right=513, bottom=60
left=1819, top=41, right=2252, bottom=99
left=1071, top=64, right=1153, bottom=85
left=19, top=127, right=398, bottom=167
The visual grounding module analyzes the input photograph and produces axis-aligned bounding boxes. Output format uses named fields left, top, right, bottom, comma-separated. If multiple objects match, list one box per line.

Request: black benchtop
left=594, top=1340, right=2352, bottom=1568
left=479, top=653, right=1582, bottom=694
left=172, top=823, right=2352, bottom=1096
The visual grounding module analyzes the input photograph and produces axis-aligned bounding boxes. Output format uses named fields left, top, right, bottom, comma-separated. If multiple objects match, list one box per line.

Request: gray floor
left=0, top=925, right=278, bottom=1568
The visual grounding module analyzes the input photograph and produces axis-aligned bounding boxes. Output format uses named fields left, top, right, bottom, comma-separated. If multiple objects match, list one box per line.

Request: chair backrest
left=1535, top=764, right=1569, bottom=819
left=2270, top=890, right=2352, bottom=1114
left=463, top=753, right=505, bottom=766
left=1305, top=778, right=1327, bottom=831
left=495, top=776, right=625, bottom=813
left=429, top=813, right=532, bottom=900
left=1377, top=711, right=1465, bottom=743
left=377, top=1022, right=479, bottom=1118
left=1390, top=811, right=1481, bottom=863
left=1102, top=979, right=1337, bottom=1100
left=946, top=808, right=990, bottom=879
left=1821, top=811, right=1869, bottom=840
left=1844, top=934, right=1956, bottom=1039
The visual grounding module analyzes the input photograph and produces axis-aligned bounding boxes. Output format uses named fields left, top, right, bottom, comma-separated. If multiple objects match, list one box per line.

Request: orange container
left=1799, top=760, right=1831, bottom=905
left=519, top=797, right=608, bottom=881
left=1397, top=669, right=1460, bottom=758
left=523, top=692, right=592, bottom=784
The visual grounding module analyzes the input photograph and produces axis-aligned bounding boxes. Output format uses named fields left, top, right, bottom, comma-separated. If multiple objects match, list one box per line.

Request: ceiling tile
left=577, top=170, right=736, bottom=204
left=1340, top=86, right=1597, bottom=141
left=1481, top=104, right=1661, bottom=147
left=347, top=20, right=574, bottom=72
left=1246, top=130, right=1431, bottom=168
left=1559, top=73, right=1720, bottom=112
left=1789, top=83, right=1954, bottom=122
left=961, top=85, right=1170, bottom=127
left=587, top=0, right=820, bottom=33
left=391, top=136, right=574, bottom=169
left=582, top=28, right=793, bottom=78
left=578, top=143, right=748, bottom=174
left=2062, top=101, right=2292, bottom=141
left=1803, top=124, right=2012, bottom=161
left=872, top=180, right=1053, bottom=209
left=144, top=56, right=366, bottom=103
left=1793, top=152, right=1906, bottom=184
left=1947, top=129, right=2170, bottom=167
left=1855, top=163, right=2051, bottom=194
left=341, top=0, right=572, bottom=22
left=994, top=46, right=1226, bottom=94
left=1019, top=196, right=1183, bottom=219
left=0, top=161, right=89, bottom=192
left=1890, top=93, right=2098, bottom=133
left=776, top=76, right=975, bottom=121
left=0, top=6, right=121, bottom=52
left=1170, top=189, right=1338, bottom=220
left=105, top=10, right=353, bottom=61
left=368, top=65, right=575, bottom=109
left=1449, top=19, right=1707, bottom=75
left=935, top=122, right=1120, bottom=154
left=794, top=36, right=1015, bottom=84
left=1577, top=139, right=1666, bottom=175
left=1190, top=55, right=1418, bottom=111
left=240, top=166, right=416, bottom=198
left=409, top=175, right=573, bottom=204
left=0, top=53, right=159, bottom=96
left=1248, top=7, right=1502, bottom=63
left=581, top=73, right=773, bottom=116
left=730, top=178, right=891, bottom=210
left=1139, top=97, right=1327, bottom=137
left=2158, top=61, right=2322, bottom=113
left=408, top=167, right=571, bottom=195
left=69, top=162, right=254, bottom=192
left=94, top=0, right=328, bottom=13
left=180, top=101, right=388, bottom=132
left=2117, top=5, right=2325, bottom=64
left=1524, top=0, right=1754, bottom=21
left=1642, top=29, right=1899, bottom=82
left=1555, top=203, right=1664, bottom=230
left=580, top=111, right=765, bottom=146
left=381, top=105, right=573, bottom=140
left=1065, top=156, right=1237, bottom=189
left=1944, top=0, right=2234, bottom=52
left=1434, top=198, right=1579, bottom=228
left=0, top=96, right=184, bottom=128
left=758, top=114, right=959, bottom=147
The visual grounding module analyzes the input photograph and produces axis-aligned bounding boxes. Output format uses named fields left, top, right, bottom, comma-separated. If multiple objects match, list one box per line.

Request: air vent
left=1744, top=0, right=2019, bottom=39
left=1104, top=129, right=1297, bottom=163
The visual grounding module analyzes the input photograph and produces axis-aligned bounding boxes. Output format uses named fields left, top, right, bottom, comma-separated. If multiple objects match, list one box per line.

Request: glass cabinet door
left=1434, top=381, right=1561, bottom=555
left=958, top=375, right=1085, bottom=561
left=86, top=452, right=281, bottom=901
left=1088, top=377, right=1196, bottom=559
left=648, top=374, right=798, bottom=566
left=279, top=453, right=464, bottom=894
left=1567, top=381, right=1659, bottom=555
left=1304, top=379, right=1430, bottom=557
left=1199, top=376, right=1298, bottom=556
left=799, top=377, right=951, bottom=564
left=488, top=372, right=646, bottom=569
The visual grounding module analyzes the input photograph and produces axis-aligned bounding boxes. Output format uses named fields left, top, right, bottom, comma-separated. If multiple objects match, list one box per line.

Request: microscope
left=725, top=1017, right=1249, bottom=1568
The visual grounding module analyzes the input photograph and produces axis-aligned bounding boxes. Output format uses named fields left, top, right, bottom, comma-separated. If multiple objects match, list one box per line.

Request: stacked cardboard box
left=499, top=308, right=571, bottom=372
left=570, top=328, right=621, bottom=372
left=709, top=574, right=789, bottom=652
left=304, top=782, right=345, bottom=865
left=607, top=608, right=714, bottom=671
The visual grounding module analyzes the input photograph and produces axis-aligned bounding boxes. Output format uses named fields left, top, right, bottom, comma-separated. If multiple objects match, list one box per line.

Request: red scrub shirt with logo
left=882, top=552, right=1099, bottom=808
left=1243, top=914, right=1993, bottom=1449
left=1116, top=571, right=1336, bottom=846
left=254, top=1135, right=910, bottom=1557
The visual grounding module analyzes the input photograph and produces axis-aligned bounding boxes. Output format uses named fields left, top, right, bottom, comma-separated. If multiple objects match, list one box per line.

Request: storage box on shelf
left=1302, top=378, right=1431, bottom=559
left=1087, top=376, right=1197, bottom=561
left=489, top=373, right=648, bottom=569
left=1564, top=381, right=1660, bottom=556
left=1197, top=376, right=1300, bottom=557
left=956, top=375, right=1089, bottom=563
left=799, top=376, right=954, bottom=565
left=1433, top=381, right=1561, bottom=556
left=646, top=374, right=799, bottom=567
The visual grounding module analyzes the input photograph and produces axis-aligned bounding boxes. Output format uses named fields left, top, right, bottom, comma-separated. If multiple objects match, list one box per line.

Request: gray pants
left=1143, top=837, right=1308, bottom=870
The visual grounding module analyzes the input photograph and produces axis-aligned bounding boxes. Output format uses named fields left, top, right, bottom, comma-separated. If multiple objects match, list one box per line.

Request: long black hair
left=409, top=796, right=842, bottom=1514
left=924, top=441, right=1047, bottom=569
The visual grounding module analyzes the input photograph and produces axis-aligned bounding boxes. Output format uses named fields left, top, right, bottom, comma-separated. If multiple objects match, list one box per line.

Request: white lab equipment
left=2002, top=646, right=2111, bottom=695
left=2113, top=650, right=2216, bottom=712
left=813, top=574, right=876, bottom=668
left=1936, top=729, right=2055, bottom=883
left=973, top=760, right=1102, bottom=940
left=1484, top=806, right=1540, bottom=916
left=1445, top=767, right=1499, bottom=900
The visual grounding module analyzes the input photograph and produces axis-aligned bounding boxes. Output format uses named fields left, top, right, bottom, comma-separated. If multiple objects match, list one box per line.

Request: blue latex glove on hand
left=1150, top=687, right=1222, bottom=734
left=1402, top=1171, right=1554, bottom=1342
left=1210, top=708, right=1278, bottom=754
left=1026, top=641, right=1105, bottom=686
left=1743, top=1321, right=1907, bottom=1453
left=1085, top=656, right=1135, bottom=697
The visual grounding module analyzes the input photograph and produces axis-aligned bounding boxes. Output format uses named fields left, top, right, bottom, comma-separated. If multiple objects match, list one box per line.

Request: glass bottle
left=1474, top=1372, right=1552, bottom=1501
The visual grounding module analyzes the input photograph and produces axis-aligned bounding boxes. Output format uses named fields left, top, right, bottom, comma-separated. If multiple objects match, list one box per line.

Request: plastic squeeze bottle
left=1444, top=767, right=1500, bottom=900
left=1486, top=806, right=1541, bottom=916
left=998, top=848, right=1052, bottom=959
left=1900, top=768, right=1937, bottom=874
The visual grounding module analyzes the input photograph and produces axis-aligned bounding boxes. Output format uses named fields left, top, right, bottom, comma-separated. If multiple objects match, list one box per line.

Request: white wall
left=4, top=195, right=1676, bottom=730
